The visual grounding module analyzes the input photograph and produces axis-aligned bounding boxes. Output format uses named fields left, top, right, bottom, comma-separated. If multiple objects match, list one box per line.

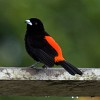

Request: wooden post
left=0, top=67, right=100, bottom=96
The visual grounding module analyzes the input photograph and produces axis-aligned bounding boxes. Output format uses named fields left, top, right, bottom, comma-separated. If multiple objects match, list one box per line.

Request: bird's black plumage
left=25, top=18, right=82, bottom=75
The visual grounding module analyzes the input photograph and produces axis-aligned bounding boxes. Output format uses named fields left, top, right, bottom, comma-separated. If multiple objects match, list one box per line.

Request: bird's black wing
left=29, top=47, right=55, bottom=67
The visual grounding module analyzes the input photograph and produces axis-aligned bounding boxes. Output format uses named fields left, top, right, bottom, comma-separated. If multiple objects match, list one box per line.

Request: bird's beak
left=25, top=20, right=32, bottom=25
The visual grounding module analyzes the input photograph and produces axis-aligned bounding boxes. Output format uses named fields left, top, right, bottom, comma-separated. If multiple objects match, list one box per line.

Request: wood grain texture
left=0, top=80, right=100, bottom=96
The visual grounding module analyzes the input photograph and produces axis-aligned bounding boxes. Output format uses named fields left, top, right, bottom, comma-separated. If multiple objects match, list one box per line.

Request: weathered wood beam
left=0, top=67, right=99, bottom=80
left=0, top=67, right=100, bottom=96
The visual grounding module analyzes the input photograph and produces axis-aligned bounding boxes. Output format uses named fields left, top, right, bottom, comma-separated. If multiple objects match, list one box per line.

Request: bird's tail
left=58, top=60, right=82, bottom=75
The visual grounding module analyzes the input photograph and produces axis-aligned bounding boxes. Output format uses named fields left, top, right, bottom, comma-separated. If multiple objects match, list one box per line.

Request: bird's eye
left=35, top=22, right=38, bottom=25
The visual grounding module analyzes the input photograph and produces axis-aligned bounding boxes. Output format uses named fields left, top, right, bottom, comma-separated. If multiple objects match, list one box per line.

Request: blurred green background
left=0, top=0, right=100, bottom=68
left=0, top=0, right=100, bottom=99
left=0, top=96, right=76, bottom=100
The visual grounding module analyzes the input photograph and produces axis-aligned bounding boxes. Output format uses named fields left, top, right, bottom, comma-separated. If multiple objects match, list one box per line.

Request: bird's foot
left=29, top=64, right=36, bottom=68
left=42, top=65, right=48, bottom=69
left=29, top=62, right=40, bottom=68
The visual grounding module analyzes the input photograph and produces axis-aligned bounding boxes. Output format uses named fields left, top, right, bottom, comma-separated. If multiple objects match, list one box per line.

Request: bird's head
left=25, top=18, right=44, bottom=32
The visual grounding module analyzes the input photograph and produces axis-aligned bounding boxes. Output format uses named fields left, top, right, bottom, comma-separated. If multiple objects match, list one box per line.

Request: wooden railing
left=0, top=67, right=100, bottom=96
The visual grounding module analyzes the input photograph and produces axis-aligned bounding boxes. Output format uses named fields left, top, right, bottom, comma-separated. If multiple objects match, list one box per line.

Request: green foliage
left=0, top=0, right=100, bottom=67
left=0, top=96, right=75, bottom=100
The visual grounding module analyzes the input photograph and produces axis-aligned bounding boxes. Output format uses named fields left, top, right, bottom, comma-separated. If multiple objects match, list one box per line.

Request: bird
left=25, top=18, right=82, bottom=75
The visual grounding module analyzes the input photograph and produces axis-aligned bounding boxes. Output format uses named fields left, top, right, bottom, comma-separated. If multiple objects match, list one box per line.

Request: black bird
left=25, top=18, right=82, bottom=75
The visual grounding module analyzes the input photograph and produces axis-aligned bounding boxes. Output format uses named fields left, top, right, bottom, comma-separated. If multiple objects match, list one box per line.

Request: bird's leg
left=29, top=62, right=40, bottom=68
left=42, top=65, right=48, bottom=69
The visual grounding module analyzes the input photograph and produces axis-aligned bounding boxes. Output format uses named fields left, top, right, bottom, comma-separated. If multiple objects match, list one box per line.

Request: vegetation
left=0, top=0, right=100, bottom=68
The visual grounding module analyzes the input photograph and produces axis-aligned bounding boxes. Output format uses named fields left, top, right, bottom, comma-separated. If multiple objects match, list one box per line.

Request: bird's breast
left=25, top=33, right=46, bottom=48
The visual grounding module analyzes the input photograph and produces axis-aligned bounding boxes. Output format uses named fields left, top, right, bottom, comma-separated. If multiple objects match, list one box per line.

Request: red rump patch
left=44, top=36, right=65, bottom=62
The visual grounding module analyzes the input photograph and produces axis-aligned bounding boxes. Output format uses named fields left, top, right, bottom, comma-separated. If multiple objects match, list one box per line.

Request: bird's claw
left=29, top=64, right=36, bottom=68
left=42, top=65, right=48, bottom=69
left=29, top=62, right=40, bottom=68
